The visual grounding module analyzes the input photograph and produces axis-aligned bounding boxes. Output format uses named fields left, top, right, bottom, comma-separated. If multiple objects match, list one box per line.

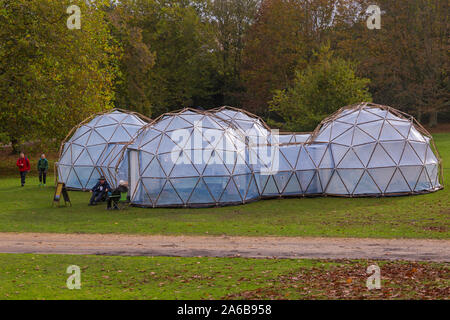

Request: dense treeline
left=0, top=0, right=448, bottom=151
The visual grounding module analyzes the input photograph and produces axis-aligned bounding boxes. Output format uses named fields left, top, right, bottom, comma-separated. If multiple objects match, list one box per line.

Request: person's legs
left=89, top=192, right=98, bottom=205
left=94, top=191, right=106, bottom=203
left=107, top=197, right=112, bottom=209
left=20, top=171, right=26, bottom=186
left=39, top=170, right=43, bottom=185
left=42, top=170, right=47, bottom=185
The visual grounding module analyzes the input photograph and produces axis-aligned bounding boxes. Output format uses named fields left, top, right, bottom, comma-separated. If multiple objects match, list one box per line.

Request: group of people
left=16, top=152, right=48, bottom=187
left=17, top=152, right=128, bottom=210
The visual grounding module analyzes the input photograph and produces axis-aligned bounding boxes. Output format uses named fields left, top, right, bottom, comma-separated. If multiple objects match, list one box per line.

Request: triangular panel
left=353, top=143, right=376, bottom=167
left=203, top=177, right=228, bottom=202
left=171, top=177, right=198, bottom=203
left=245, top=176, right=260, bottom=200
left=262, top=175, right=279, bottom=195
left=379, top=122, right=404, bottom=141
left=296, top=147, right=316, bottom=170
left=385, top=169, right=411, bottom=193
left=282, top=174, right=301, bottom=195
left=156, top=181, right=183, bottom=206
left=368, top=167, right=396, bottom=193
left=296, top=170, right=315, bottom=192
left=325, top=171, right=348, bottom=195
left=400, top=166, right=423, bottom=190
left=380, top=141, right=405, bottom=165
left=399, top=142, right=422, bottom=166
left=338, top=169, right=364, bottom=194
left=368, top=144, right=396, bottom=167
left=219, top=179, right=242, bottom=203
left=353, top=171, right=380, bottom=194
left=273, top=172, right=292, bottom=193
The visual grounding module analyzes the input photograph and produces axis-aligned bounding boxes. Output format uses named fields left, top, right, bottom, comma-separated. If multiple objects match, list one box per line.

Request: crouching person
left=107, top=180, right=129, bottom=210
left=89, top=176, right=110, bottom=206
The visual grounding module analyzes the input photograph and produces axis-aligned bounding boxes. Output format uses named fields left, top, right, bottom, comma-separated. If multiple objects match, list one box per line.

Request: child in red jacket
left=16, top=152, right=30, bottom=187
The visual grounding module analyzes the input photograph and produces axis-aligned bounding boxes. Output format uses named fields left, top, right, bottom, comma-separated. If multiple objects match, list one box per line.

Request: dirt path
left=0, top=233, right=448, bottom=262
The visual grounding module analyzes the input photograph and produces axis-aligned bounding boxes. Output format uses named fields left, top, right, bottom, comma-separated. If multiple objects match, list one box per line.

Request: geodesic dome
left=126, top=109, right=260, bottom=207
left=309, top=102, right=442, bottom=195
left=56, top=109, right=149, bottom=190
left=110, top=103, right=442, bottom=208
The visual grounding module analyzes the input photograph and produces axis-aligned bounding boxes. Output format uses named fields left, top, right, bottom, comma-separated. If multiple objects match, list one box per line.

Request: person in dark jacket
left=107, top=180, right=129, bottom=210
left=89, top=176, right=110, bottom=206
left=16, top=152, right=31, bottom=187
left=37, top=154, right=49, bottom=186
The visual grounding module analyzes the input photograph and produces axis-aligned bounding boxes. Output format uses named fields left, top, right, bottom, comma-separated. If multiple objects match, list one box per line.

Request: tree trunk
left=428, top=110, right=438, bottom=128
left=417, top=108, right=423, bottom=123
left=10, top=138, right=20, bottom=155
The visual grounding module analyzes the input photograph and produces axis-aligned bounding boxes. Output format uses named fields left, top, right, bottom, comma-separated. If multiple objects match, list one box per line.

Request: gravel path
left=0, top=233, right=449, bottom=262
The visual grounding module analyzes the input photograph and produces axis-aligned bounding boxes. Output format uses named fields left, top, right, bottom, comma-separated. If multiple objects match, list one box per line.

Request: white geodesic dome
left=126, top=108, right=260, bottom=207
left=309, top=103, right=442, bottom=195
left=56, top=109, right=149, bottom=190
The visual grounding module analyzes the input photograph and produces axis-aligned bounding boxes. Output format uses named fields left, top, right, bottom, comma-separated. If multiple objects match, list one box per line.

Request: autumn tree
left=0, top=0, right=119, bottom=151
left=269, top=45, right=371, bottom=131
left=110, top=0, right=219, bottom=116
left=108, top=2, right=156, bottom=117
left=339, top=0, right=449, bottom=126
left=206, top=0, right=261, bottom=106
left=241, top=0, right=348, bottom=116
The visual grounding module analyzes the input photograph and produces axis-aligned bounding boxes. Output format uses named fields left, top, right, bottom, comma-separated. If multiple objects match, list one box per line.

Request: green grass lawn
left=0, top=133, right=448, bottom=238
left=0, top=253, right=447, bottom=300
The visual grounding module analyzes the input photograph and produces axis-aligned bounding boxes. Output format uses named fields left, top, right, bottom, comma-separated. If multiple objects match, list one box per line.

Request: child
left=37, top=154, right=49, bottom=186
left=16, top=152, right=30, bottom=187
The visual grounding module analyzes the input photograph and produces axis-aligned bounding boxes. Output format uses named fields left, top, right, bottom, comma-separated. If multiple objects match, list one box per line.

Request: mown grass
left=0, top=133, right=448, bottom=238
left=0, top=253, right=447, bottom=300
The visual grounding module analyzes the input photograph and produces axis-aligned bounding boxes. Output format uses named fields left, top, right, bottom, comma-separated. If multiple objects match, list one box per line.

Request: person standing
left=37, top=154, right=49, bottom=186
left=16, top=152, right=30, bottom=187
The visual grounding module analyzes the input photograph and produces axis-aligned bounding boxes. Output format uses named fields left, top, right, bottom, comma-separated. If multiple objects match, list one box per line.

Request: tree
left=111, top=0, right=218, bottom=116
left=206, top=0, right=261, bottom=106
left=108, top=2, right=156, bottom=116
left=269, top=45, right=372, bottom=132
left=0, top=0, right=119, bottom=151
left=241, top=0, right=347, bottom=116
left=338, top=0, right=449, bottom=126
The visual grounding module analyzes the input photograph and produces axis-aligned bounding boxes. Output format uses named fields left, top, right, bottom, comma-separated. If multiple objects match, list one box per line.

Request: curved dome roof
left=211, top=106, right=271, bottom=145
left=313, top=103, right=431, bottom=145
left=129, top=108, right=259, bottom=207
left=57, top=109, right=149, bottom=190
